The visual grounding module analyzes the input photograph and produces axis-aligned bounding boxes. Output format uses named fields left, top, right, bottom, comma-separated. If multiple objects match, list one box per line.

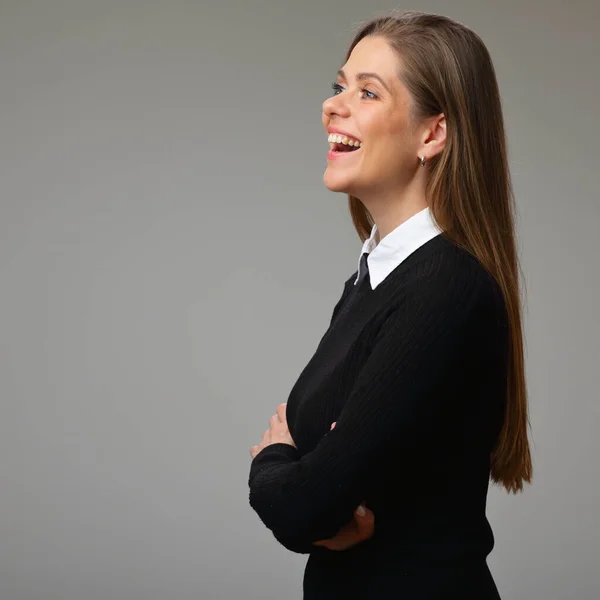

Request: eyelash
left=330, top=82, right=377, bottom=99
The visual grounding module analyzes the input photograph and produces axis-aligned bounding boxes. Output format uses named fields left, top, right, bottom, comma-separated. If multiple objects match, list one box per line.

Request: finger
left=276, top=403, right=287, bottom=422
left=354, top=505, right=375, bottom=539
left=315, top=522, right=360, bottom=551
left=260, top=429, right=270, bottom=445
left=330, top=421, right=337, bottom=430
left=355, top=503, right=374, bottom=521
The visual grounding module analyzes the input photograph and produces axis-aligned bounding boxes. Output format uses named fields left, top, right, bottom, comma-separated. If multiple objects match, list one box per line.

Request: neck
left=359, top=178, right=429, bottom=242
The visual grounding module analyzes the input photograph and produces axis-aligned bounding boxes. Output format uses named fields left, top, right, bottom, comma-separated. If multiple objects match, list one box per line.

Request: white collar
left=355, top=206, right=443, bottom=289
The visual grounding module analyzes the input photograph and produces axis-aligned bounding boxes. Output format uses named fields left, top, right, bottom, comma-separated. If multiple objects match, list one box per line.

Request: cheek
left=371, top=122, right=413, bottom=161
left=367, top=133, right=405, bottom=163
left=362, top=111, right=408, bottom=151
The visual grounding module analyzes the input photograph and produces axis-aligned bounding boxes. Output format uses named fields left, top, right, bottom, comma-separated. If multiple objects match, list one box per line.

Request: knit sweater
left=248, top=233, right=508, bottom=598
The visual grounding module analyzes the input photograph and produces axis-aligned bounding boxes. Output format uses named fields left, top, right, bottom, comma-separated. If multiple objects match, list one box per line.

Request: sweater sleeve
left=248, top=265, right=493, bottom=549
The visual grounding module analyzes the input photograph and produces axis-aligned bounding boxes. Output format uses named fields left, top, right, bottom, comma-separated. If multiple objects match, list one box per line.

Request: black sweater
left=248, top=234, right=508, bottom=598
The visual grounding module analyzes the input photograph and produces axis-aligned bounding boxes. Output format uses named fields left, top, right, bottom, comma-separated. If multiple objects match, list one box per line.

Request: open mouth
left=327, top=133, right=362, bottom=157
left=328, top=143, right=362, bottom=159
left=332, top=142, right=361, bottom=154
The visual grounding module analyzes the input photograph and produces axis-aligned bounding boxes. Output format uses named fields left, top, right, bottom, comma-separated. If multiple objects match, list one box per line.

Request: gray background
left=1, top=0, right=598, bottom=598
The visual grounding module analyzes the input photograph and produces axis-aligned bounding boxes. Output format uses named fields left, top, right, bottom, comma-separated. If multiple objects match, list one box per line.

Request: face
left=322, top=36, right=423, bottom=198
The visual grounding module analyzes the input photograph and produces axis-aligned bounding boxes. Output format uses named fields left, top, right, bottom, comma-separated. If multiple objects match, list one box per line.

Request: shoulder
left=391, top=235, right=505, bottom=319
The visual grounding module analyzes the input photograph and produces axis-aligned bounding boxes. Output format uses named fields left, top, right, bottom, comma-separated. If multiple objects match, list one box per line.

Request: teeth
left=328, top=133, right=362, bottom=148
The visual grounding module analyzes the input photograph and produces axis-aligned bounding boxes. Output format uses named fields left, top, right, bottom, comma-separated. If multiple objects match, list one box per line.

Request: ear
left=419, top=113, right=446, bottom=161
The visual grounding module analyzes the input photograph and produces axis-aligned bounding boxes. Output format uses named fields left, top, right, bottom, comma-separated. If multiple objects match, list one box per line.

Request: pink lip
left=327, top=126, right=360, bottom=140
left=327, top=147, right=362, bottom=160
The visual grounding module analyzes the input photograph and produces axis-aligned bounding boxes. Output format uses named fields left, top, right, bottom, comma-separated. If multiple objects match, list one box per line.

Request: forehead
left=341, top=36, right=401, bottom=84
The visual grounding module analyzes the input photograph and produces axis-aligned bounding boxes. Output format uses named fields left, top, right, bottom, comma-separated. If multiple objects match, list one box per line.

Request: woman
left=248, top=10, right=532, bottom=599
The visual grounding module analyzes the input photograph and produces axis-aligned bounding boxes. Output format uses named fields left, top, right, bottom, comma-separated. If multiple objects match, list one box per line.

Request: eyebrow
left=337, top=69, right=391, bottom=94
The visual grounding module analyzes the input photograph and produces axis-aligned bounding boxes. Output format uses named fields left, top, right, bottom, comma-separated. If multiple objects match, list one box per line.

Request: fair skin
left=250, top=35, right=447, bottom=551
left=323, top=35, right=446, bottom=239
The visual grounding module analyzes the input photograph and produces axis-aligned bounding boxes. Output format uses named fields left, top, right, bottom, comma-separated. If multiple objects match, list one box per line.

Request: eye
left=331, top=82, right=343, bottom=96
left=360, top=88, right=377, bottom=99
left=329, top=82, right=377, bottom=99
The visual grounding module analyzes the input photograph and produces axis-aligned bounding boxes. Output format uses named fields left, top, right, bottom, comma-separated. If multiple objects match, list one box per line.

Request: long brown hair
left=344, top=10, right=532, bottom=493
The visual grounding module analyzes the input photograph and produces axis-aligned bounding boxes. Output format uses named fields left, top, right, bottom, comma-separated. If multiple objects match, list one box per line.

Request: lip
left=327, top=147, right=362, bottom=161
left=327, top=126, right=360, bottom=141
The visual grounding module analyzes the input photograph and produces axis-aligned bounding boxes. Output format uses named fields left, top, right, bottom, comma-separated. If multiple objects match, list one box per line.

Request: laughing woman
left=248, top=10, right=532, bottom=600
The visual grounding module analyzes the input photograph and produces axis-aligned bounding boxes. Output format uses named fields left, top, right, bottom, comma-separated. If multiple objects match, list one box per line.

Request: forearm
left=248, top=442, right=359, bottom=545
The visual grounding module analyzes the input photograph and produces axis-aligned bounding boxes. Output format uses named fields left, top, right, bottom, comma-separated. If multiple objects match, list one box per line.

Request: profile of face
left=321, top=36, right=442, bottom=198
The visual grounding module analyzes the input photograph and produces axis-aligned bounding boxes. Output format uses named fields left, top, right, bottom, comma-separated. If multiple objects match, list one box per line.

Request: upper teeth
left=328, top=133, right=362, bottom=148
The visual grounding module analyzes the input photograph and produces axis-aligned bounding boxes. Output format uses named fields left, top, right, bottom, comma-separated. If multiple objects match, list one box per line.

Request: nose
left=322, top=92, right=351, bottom=121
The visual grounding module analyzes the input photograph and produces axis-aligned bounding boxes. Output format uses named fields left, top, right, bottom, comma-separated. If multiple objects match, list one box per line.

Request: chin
left=323, top=170, right=356, bottom=194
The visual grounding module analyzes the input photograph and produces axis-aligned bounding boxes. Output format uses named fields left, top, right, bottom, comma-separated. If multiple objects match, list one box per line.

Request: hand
left=312, top=502, right=375, bottom=550
left=249, top=403, right=297, bottom=459
left=312, top=422, right=375, bottom=551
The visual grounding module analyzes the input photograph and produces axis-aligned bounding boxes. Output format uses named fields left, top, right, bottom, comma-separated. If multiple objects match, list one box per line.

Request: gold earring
left=419, top=155, right=426, bottom=167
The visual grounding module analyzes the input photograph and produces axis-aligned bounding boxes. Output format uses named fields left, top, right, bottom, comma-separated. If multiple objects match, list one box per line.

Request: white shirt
left=355, top=206, right=443, bottom=290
